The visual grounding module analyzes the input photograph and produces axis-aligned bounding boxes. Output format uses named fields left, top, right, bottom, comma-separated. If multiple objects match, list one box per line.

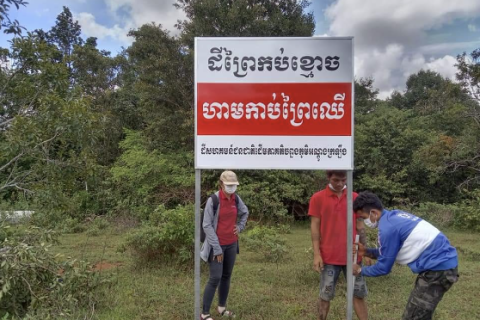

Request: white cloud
left=75, top=0, right=185, bottom=45
left=468, top=23, right=477, bottom=32
left=425, top=55, right=458, bottom=80
left=419, top=40, right=480, bottom=55
left=324, top=0, right=480, bottom=98
left=75, top=12, right=132, bottom=45
left=103, top=0, right=185, bottom=35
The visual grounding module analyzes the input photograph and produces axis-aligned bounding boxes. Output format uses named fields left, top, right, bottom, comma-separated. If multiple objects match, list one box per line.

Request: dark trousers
left=202, top=242, right=237, bottom=314
left=402, top=267, right=459, bottom=320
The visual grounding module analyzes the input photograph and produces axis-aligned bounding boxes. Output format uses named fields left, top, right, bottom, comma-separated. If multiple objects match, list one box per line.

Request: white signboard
left=195, top=37, right=354, bottom=170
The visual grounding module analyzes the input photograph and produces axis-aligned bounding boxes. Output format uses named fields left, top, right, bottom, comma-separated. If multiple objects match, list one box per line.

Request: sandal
left=200, top=314, right=214, bottom=320
left=218, top=308, right=236, bottom=318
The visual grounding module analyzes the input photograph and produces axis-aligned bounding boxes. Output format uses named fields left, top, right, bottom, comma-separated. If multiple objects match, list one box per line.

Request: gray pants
left=202, top=241, right=237, bottom=314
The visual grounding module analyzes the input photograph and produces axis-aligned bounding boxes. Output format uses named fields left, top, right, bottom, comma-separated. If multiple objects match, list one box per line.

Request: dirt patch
left=93, top=262, right=123, bottom=271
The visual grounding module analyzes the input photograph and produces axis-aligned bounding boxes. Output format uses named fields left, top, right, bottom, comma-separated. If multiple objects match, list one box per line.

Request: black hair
left=326, top=170, right=347, bottom=178
left=353, top=191, right=384, bottom=212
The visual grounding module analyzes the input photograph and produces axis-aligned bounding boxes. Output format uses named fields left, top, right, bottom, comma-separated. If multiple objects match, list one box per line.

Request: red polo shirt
left=217, top=189, right=238, bottom=246
left=308, top=186, right=359, bottom=265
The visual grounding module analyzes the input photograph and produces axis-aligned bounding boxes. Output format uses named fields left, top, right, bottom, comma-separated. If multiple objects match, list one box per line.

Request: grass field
left=53, top=224, right=480, bottom=320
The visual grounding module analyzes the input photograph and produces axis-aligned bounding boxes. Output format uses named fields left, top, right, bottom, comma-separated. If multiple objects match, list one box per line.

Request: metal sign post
left=346, top=170, right=354, bottom=320
left=194, top=169, right=201, bottom=320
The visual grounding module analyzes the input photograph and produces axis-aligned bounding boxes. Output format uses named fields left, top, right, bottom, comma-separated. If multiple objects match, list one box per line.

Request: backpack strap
left=210, top=194, right=219, bottom=216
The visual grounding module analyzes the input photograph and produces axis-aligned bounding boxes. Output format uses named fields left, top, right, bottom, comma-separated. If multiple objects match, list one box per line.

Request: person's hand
left=364, top=257, right=374, bottom=266
left=353, top=263, right=362, bottom=276
left=313, top=255, right=324, bottom=272
left=353, top=242, right=366, bottom=257
left=233, top=226, right=240, bottom=235
left=214, top=254, right=223, bottom=263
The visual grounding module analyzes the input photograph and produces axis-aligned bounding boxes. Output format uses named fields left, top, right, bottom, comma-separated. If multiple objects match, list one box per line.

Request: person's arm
left=203, top=197, right=222, bottom=257
left=365, top=247, right=380, bottom=259
left=235, top=195, right=249, bottom=233
left=356, top=218, right=375, bottom=265
left=356, top=218, right=367, bottom=249
left=311, top=216, right=323, bottom=272
left=360, top=227, right=401, bottom=277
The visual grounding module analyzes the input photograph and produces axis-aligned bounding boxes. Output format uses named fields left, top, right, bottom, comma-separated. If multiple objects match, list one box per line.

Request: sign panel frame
left=195, top=37, right=354, bottom=170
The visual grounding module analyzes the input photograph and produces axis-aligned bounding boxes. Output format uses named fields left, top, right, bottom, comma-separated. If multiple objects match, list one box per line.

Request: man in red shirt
left=309, top=170, right=368, bottom=320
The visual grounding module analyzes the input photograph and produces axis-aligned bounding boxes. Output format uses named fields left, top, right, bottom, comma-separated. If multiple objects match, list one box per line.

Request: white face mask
left=224, top=185, right=237, bottom=194
left=364, top=211, right=378, bottom=228
left=328, top=183, right=346, bottom=192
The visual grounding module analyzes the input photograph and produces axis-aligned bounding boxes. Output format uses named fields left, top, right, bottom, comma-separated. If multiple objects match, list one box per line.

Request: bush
left=413, top=202, right=459, bottom=229
left=412, top=191, right=480, bottom=232
left=0, top=223, right=107, bottom=319
left=455, top=190, right=480, bottom=232
left=123, top=204, right=194, bottom=264
left=109, top=130, right=195, bottom=220
left=86, top=217, right=110, bottom=236
left=56, top=217, right=86, bottom=234
left=244, top=225, right=289, bottom=265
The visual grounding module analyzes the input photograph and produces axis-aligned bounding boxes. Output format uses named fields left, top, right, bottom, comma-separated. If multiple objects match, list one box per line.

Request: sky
left=2, top=0, right=480, bottom=99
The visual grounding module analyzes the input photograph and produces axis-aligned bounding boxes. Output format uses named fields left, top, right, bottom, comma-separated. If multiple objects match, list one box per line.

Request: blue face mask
left=364, top=211, right=378, bottom=228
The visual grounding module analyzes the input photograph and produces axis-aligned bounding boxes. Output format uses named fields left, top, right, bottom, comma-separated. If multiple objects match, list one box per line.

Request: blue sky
left=2, top=0, right=480, bottom=98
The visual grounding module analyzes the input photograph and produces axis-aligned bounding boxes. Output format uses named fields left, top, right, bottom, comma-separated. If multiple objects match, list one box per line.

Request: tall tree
left=0, top=34, right=100, bottom=215
left=452, top=49, right=480, bottom=188
left=176, top=0, right=315, bottom=45
left=49, top=6, right=82, bottom=58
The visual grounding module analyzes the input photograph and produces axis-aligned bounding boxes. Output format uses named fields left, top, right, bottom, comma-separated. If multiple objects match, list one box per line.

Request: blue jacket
left=362, top=209, right=457, bottom=277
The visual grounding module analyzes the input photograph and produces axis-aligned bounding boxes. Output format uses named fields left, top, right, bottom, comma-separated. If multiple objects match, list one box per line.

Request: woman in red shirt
left=200, top=171, right=249, bottom=320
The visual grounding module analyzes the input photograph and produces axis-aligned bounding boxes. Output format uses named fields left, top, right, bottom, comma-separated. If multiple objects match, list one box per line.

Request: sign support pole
left=194, top=169, right=201, bottom=320
left=346, top=170, right=354, bottom=320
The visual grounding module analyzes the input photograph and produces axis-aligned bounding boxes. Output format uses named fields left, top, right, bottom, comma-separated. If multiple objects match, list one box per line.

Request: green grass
left=52, top=225, right=480, bottom=320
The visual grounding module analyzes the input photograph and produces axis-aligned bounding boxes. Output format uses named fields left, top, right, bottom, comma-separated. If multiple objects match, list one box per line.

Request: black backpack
left=201, top=193, right=239, bottom=243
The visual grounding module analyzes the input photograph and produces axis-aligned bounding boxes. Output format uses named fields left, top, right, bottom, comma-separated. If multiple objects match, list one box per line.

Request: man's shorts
left=319, top=264, right=368, bottom=301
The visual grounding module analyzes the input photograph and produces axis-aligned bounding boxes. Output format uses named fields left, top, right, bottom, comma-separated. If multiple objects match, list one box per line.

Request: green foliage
left=123, top=204, right=195, bottom=264
left=244, top=225, right=290, bottom=265
left=413, top=202, right=459, bottom=229
left=177, top=0, right=315, bottom=45
left=48, top=6, right=83, bottom=58
left=55, top=217, right=86, bottom=234
left=455, top=190, right=480, bottom=232
left=0, top=0, right=27, bottom=35
left=85, top=217, right=110, bottom=237
left=109, top=130, right=194, bottom=218
left=0, top=223, right=106, bottom=319
left=202, top=170, right=324, bottom=222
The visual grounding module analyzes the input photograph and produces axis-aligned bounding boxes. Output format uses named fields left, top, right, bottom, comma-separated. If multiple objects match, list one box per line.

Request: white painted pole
left=194, top=169, right=201, bottom=320
left=346, top=170, right=354, bottom=320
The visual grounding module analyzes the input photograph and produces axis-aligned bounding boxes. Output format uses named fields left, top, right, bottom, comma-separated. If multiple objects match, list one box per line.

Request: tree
left=0, top=34, right=101, bottom=218
left=456, top=49, right=480, bottom=126
left=176, top=0, right=315, bottom=45
left=355, top=77, right=379, bottom=115
left=0, top=0, right=27, bottom=35
left=48, top=6, right=83, bottom=59
left=449, top=49, right=480, bottom=188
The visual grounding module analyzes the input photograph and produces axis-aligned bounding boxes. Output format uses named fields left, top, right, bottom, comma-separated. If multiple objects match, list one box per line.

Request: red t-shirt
left=216, top=189, right=238, bottom=246
left=308, top=186, right=359, bottom=265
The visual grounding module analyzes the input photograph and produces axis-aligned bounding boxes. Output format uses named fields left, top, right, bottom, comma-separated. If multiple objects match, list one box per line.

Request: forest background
left=1, top=0, right=479, bottom=319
